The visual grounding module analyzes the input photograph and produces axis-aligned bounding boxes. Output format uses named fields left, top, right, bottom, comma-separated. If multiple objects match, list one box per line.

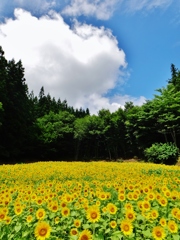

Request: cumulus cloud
left=62, top=0, right=119, bottom=20
left=0, top=9, right=145, bottom=114
left=77, top=94, right=146, bottom=114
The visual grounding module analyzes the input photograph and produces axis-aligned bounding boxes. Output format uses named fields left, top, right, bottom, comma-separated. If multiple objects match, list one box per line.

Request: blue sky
left=0, top=0, right=180, bottom=114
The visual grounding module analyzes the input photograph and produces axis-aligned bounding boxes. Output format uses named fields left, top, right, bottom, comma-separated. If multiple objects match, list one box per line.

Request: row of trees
left=0, top=46, right=180, bottom=163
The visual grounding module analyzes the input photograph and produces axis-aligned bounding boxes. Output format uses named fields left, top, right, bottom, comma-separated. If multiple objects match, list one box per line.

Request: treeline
left=0, top=46, right=180, bottom=163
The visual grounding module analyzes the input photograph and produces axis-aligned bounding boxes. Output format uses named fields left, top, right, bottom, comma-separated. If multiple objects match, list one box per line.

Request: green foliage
left=144, top=142, right=179, bottom=165
left=36, top=111, right=75, bottom=144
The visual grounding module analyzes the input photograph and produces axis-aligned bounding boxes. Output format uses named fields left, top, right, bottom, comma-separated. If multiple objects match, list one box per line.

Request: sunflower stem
left=93, top=222, right=95, bottom=236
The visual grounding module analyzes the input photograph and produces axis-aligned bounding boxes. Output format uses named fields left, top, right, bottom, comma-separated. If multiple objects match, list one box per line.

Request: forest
left=0, top=46, right=180, bottom=163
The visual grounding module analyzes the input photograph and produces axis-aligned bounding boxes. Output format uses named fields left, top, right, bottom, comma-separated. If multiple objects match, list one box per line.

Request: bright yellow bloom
left=98, top=192, right=107, bottom=200
left=118, top=193, right=126, bottom=202
left=150, top=209, right=159, bottom=220
left=159, top=218, right=166, bottom=227
left=152, top=226, right=166, bottom=240
left=27, top=215, right=33, bottom=223
left=107, top=203, right=117, bottom=214
left=36, top=208, right=46, bottom=220
left=14, top=205, right=23, bottom=215
left=70, top=228, right=78, bottom=236
left=61, top=207, right=70, bottom=217
left=50, top=201, right=58, bottom=212
left=142, top=200, right=151, bottom=211
left=86, top=205, right=101, bottom=223
left=171, top=208, right=179, bottom=218
left=120, top=219, right=133, bottom=236
left=158, top=197, right=167, bottom=207
left=34, top=221, right=51, bottom=240
left=54, top=217, right=60, bottom=224
left=125, top=210, right=136, bottom=222
left=167, top=220, right=178, bottom=233
left=74, top=219, right=81, bottom=228
left=78, top=229, right=92, bottom=240
left=0, top=210, right=6, bottom=221
left=5, top=216, right=11, bottom=225
left=110, top=220, right=117, bottom=228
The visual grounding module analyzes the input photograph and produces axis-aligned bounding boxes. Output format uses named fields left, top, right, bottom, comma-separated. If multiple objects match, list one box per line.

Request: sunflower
left=54, top=217, right=59, bottom=224
left=158, top=197, right=167, bottom=207
left=171, top=207, right=179, bottom=218
left=150, top=209, right=159, bottom=220
left=60, top=201, right=67, bottom=208
left=175, top=210, right=180, bottom=220
left=27, top=215, right=33, bottom=223
left=124, top=203, right=133, bottom=211
left=70, top=228, right=78, bottom=236
left=61, top=207, right=70, bottom=217
left=86, top=205, right=101, bottom=223
left=5, top=216, right=11, bottom=225
left=78, top=229, right=92, bottom=240
left=36, top=208, right=46, bottom=220
left=120, top=219, right=133, bottom=236
left=34, top=221, right=51, bottom=240
left=110, top=220, right=117, bottom=229
left=36, top=197, right=44, bottom=206
left=147, top=192, right=155, bottom=201
left=164, top=190, right=171, bottom=198
left=118, top=193, right=126, bottom=202
left=142, top=200, right=151, bottom=212
left=127, top=192, right=133, bottom=200
left=132, top=192, right=139, bottom=201
left=107, top=203, right=117, bottom=215
left=167, top=220, right=178, bottom=233
left=63, top=193, right=72, bottom=203
left=159, top=218, right=166, bottom=227
left=14, top=205, right=23, bottom=215
left=152, top=226, right=166, bottom=240
left=50, top=201, right=59, bottom=212
left=98, top=192, right=107, bottom=200
left=125, top=210, right=136, bottom=222
left=0, top=211, right=6, bottom=222
left=96, top=200, right=101, bottom=206
left=74, top=219, right=81, bottom=228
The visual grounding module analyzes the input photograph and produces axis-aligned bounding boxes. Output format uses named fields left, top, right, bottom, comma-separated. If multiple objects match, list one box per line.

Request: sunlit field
left=1, top=162, right=180, bottom=240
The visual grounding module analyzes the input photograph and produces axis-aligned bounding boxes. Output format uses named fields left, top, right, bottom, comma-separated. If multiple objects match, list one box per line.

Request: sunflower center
left=72, top=230, right=77, bottom=235
left=91, top=212, right=97, bottom=219
left=39, top=228, right=47, bottom=236
left=129, top=213, right=134, bottom=219
left=156, top=231, right=162, bottom=237
left=170, top=225, right=175, bottom=230
left=64, top=210, right=68, bottom=215
left=110, top=207, right=115, bottom=212
left=0, top=214, right=5, bottom=219
left=81, top=235, right=88, bottom=240
left=124, top=225, right=129, bottom=231
left=38, top=212, right=43, bottom=217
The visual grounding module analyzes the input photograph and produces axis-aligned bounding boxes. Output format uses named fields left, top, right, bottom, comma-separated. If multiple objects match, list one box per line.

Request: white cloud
left=77, top=94, right=146, bottom=115
left=124, top=0, right=173, bottom=12
left=13, top=0, right=57, bottom=14
left=0, top=8, right=145, bottom=114
left=62, top=0, right=174, bottom=19
left=62, top=0, right=119, bottom=20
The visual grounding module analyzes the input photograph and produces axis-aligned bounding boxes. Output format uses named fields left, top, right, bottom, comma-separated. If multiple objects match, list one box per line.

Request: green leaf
left=173, top=234, right=180, bottom=240
left=15, top=224, right=21, bottom=232
left=142, top=229, right=151, bottom=238
left=82, top=224, right=91, bottom=229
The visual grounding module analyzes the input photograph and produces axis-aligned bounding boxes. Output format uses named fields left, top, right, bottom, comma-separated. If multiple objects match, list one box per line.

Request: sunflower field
left=1, top=161, right=180, bottom=240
